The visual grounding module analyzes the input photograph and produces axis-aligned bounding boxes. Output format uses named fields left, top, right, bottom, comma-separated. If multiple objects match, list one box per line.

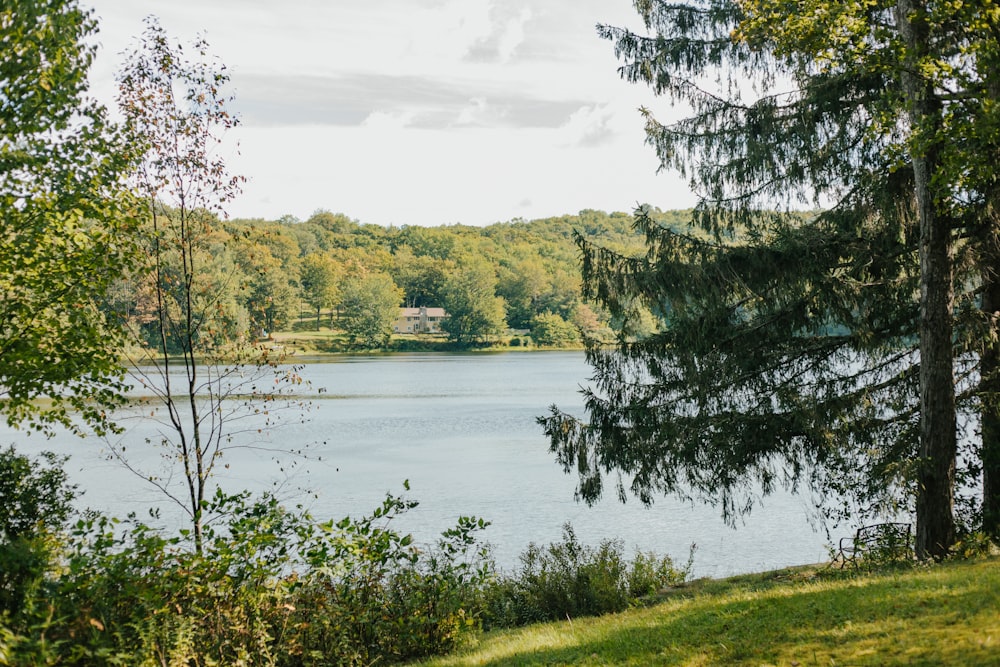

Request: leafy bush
left=280, top=495, right=491, bottom=665
left=530, top=312, right=579, bottom=347
left=6, top=493, right=308, bottom=665
left=842, top=524, right=915, bottom=570
left=949, top=531, right=998, bottom=560
left=0, top=447, right=76, bottom=620
left=3, top=451, right=696, bottom=664
left=5, top=485, right=491, bottom=666
left=482, top=523, right=692, bottom=628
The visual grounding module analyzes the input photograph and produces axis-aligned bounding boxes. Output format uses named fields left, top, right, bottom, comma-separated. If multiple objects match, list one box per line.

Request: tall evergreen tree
left=542, top=0, right=1000, bottom=555
left=895, top=0, right=957, bottom=559
left=738, top=0, right=1000, bottom=548
left=933, top=0, right=1000, bottom=541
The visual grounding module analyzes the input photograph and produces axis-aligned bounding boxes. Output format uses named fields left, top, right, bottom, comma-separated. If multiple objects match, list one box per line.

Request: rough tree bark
left=897, top=0, right=957, bottom=559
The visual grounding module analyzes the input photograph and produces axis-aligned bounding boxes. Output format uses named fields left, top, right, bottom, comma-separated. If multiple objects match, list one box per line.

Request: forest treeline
left=106, top=207, right=694, bottom=349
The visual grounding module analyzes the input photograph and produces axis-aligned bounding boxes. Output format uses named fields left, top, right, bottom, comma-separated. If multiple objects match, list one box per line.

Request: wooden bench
left=835, top=522, right=913, bottom=568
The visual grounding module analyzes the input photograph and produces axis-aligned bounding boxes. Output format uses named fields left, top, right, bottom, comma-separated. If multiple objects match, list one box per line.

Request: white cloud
left=496, top=6, right=533, bottom=62
left=84, top=0, right=697, bottom=226
left=455, top=97, right=492, bottom=126
left=464, top=2, right=536, bottom=64
left=360, top=110, right=416, bottom=131
left=416, top=0, right=493, bottom=63
left=232, top=72, right=588, bottom=129
left=560, top=104, right=617, bottom=148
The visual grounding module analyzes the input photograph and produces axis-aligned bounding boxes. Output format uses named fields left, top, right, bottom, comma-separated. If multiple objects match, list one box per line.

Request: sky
left=84, top=0, right=696, bottom=227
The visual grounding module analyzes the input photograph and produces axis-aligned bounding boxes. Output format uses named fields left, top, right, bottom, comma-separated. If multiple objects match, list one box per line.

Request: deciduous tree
left=497, top=257, right=550, bottom=329
left=530, top=312, right=580, bottom=347
left=441, top=260, right=508, bottom=345
left=338, top=271, right=403, bottom=348
left=299, top=252, right=341, bottom=329
left=0, top=0, right=137, bottom=434
left=237, top=243, right=297, bottom=334
left=391, top=246, right=451, bottom=308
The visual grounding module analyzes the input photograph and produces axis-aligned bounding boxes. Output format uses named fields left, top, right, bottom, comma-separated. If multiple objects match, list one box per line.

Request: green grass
left=415, top=558, right=1000, bottom=666
left=269, top=328, right=579, bottom=356
left=271, top=329, right=464, bottom=354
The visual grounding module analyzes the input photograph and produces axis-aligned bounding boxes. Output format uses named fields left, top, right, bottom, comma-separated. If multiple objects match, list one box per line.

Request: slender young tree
left=115, top=18, right=304, bottom=552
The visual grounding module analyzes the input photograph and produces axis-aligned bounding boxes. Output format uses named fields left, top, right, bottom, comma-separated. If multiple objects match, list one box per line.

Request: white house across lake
left=393, top=306, right=447, bottom=334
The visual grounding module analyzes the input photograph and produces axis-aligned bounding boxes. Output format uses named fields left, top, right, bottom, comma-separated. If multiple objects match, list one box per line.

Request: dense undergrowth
left=0, top=447, right=689, bottom=666
left=5, top=446, right=994, bottom=666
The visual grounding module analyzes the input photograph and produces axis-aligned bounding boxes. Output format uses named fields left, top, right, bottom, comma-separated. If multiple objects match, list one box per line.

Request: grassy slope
left=418, top=558, right=999, bottom=666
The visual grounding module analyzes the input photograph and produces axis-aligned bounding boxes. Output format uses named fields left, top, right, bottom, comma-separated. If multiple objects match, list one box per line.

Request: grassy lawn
left=269, top=329, right=466, bottom=355
left=417, top=558, right=999, bottom=666
left=268, top=327, right=569, bottom=355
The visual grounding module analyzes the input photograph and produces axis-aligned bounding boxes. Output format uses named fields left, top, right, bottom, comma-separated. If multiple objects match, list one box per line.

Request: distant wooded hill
left=106, top=208, right=697, bottom=348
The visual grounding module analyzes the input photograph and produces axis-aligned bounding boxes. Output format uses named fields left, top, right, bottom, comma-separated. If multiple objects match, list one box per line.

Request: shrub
left=282, top=497, right=491, bottom=665
left=482, top=523, right=692, bottom=629
left=0, top=447, right=76, bottom=620
left=627, top=549, right=692, bottom=598
left=6, top=485, right=492, bottom=666
left=20, top=493, right=309, bottom=666
left=530, top=312, right=579, bottom=347
left=949, top=531, right=998, bottom=560
left=3, top=453, right=694, bottom=664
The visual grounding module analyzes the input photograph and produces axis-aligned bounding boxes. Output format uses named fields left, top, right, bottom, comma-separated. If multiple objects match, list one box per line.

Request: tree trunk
left=897, top=0, right=956, bottom=559
left=981, top=241, right=1000, bottom=537
left=980, top=63, right=1000, bottom=539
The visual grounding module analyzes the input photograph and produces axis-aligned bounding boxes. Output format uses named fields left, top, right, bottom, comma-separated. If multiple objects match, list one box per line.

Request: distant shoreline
left=266, top=331, right=586, bottom=358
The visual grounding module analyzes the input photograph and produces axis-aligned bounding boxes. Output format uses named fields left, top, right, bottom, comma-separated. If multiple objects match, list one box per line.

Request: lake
left=5, top=351, right=836, bottom=578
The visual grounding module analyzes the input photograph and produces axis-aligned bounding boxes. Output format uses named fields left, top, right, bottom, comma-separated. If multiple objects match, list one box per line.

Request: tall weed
left=481, top=523, right=693, bottom=628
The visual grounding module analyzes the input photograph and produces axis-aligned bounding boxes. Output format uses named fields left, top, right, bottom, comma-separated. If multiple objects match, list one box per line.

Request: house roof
left=399, top=307, right=447, bottom=317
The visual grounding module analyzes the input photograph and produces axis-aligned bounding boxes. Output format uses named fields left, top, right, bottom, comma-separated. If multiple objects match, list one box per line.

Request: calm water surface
left=7, top=351, right=835, bottom=577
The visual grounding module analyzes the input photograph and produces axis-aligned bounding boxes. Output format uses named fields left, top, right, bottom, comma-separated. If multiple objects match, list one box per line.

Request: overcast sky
left=84, top=0, right=695, bottom=226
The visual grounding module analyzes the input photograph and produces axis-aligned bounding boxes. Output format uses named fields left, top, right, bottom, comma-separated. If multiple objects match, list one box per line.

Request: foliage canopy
left=0, top=0, right=138, bottom=435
